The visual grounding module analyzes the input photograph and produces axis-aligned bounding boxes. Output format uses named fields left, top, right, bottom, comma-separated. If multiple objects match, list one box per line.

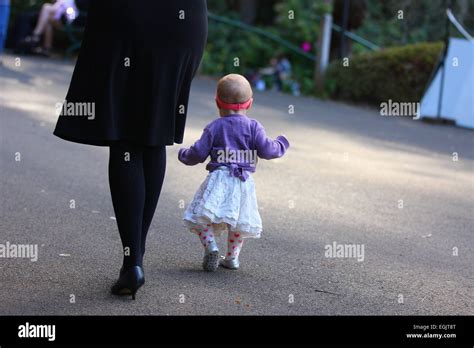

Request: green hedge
left=325, top=42, right=444, bottom=104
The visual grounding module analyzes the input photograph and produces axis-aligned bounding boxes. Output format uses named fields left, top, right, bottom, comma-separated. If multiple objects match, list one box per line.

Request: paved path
left=0, top=55, right=473, bottom=315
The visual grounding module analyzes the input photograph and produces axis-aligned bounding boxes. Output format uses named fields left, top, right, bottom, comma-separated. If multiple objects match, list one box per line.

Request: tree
left=239, top=0, right=258, bottom=24
left=331, top=0, right=367, bottom=57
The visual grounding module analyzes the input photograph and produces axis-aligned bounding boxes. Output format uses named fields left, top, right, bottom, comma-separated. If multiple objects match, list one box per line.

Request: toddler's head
left=216, top=74, right=253, bottom=117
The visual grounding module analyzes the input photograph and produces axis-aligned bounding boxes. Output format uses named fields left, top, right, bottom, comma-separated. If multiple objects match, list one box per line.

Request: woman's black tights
left=108, top=142, right=166, bottom=269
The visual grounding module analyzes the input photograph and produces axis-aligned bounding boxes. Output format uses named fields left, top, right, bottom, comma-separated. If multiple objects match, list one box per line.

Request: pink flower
left=301, top=42, right=312, bottom=52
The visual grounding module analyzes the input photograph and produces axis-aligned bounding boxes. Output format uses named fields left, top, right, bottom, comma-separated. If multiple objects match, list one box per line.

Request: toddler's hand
left=276, top=135, right=290, bottom=149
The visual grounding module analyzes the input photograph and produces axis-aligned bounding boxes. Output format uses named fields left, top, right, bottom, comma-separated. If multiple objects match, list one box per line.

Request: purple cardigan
left=178, top=114, right=290, bottom=181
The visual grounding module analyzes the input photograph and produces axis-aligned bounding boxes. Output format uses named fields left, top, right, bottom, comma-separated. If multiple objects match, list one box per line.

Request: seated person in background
left=24, top=0, right=78, bottom=56
left=272, top=53, right=292, bottom=92
left=259, top=53, right=300, bottom=96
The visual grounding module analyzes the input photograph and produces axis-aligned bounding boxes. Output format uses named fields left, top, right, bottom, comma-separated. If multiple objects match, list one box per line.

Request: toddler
left=178, top=74, right=290, bottom=271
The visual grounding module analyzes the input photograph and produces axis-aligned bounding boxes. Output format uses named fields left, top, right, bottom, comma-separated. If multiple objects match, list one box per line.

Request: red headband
left=216, top=94, right=253, bottom=111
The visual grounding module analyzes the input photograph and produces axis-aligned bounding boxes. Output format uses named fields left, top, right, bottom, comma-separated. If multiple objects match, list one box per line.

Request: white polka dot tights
left=195, top=226, right=244, bottom=260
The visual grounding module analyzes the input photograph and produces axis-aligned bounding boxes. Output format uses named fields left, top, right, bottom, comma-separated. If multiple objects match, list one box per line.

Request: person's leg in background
left=32, top=3, right=54, bottom=38
left=0, top=0, right=11, bottom=64
left=275, top=73, right=283, bottom=91
left=31, top=2, right=61, bottom=55
left=43, top=22, right=53, bottom=50
left=140, top=145, right=167, bottom=258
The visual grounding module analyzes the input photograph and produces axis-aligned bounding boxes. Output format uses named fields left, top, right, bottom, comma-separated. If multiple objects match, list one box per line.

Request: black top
left=54, top=0, right=208, bottom=147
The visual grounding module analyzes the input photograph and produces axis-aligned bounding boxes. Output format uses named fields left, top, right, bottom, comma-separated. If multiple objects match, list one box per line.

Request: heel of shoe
left=220, top=257, right=240, bottom=270
left=203, top=250, right=220, bottom=272
left=111, top=265, right=145, bottom=299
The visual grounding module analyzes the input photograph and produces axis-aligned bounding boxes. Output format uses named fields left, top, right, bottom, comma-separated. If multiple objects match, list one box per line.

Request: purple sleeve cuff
left=177, top=127, right=213, bottom=165
left=276, top=135, right=290, bottom=150
left=178, top=148, right=188, bottom=164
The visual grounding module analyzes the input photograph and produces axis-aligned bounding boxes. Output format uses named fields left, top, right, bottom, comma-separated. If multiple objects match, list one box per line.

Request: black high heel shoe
left=119, top=265, right=144, bottom=276
left=111, top=266, right=145, bottom=300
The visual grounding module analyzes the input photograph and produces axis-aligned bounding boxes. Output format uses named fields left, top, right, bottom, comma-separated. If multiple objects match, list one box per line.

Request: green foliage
left=201, top=21, right=277, bottom=76
left=206, top=0, right=239, bottom=15
left=201, top=21, right=317, bottom=95
left=10, top=0, right=44, bottom=10
left=12, top=0, right=464, bottom=102
left=203, top=0, right=326, bottom=95
left=274, top=0, right=327, bottom=44
left=325, top=42, right=444, bottom=104
left=356, top=0, right=474, bottom=47
left=8, top=0, right=44, bottom=28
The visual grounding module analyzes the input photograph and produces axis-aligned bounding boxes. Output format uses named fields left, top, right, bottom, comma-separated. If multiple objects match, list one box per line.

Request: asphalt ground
left=0, top=55, right=473, bottom=315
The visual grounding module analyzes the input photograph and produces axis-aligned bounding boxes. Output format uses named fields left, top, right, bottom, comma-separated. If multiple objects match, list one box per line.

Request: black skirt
left=53, top=0, right=208, bottom=146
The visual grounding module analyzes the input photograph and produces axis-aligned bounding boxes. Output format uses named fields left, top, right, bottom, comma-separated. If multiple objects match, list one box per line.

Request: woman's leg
left=33, top=3, right=54, bottom=36
left=141, top=145, right=166, bottom=257
left=43, top=22, right=53, bottom=50
left=108, top=143, right=146, bottom=269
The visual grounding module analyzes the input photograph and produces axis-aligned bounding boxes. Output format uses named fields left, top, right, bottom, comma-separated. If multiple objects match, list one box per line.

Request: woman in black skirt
left=53, top=1, right=208, bottom=299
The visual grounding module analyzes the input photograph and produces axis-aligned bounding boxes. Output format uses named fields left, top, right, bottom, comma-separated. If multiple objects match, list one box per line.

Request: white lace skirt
left=183, top=167, right=262, bottom=239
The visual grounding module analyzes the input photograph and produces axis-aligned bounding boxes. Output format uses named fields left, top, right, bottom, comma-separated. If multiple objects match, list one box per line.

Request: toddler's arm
left=178, top=128, right=213, bottom=165
left=254, top=121, right=290, bottom=160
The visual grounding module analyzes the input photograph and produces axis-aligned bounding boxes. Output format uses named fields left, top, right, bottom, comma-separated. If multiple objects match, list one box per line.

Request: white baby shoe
left=220, top=256, right=240, bottom=270
left=202, top=244, right=219, bottom=272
